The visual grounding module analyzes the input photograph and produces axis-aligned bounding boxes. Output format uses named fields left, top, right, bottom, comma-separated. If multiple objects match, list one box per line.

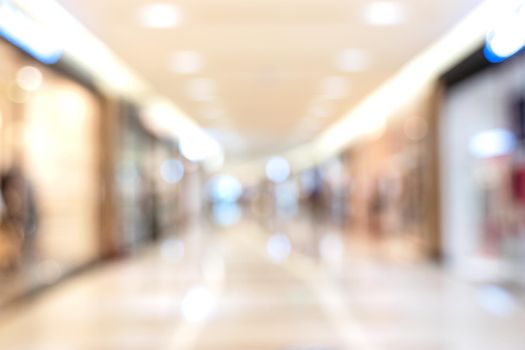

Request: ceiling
left=57, top=0, right=483, bottom=160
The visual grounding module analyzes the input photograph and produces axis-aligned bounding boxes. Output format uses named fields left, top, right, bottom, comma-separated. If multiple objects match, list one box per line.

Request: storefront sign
left=485, top=2, right=525, bottom=63
left=0, top=0, right=62, bottom=64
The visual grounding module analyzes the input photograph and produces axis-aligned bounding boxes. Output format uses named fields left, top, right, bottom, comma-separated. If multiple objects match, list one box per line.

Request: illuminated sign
left=0, top=1, right=62, bottom=64
left=484, top=3, right=525, bottom=63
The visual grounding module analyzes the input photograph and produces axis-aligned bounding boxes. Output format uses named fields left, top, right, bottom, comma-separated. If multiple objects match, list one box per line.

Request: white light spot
left=477, top=285, right=516, bottom=317
left=469, top=129, right=516, bottom=159
left=486, top=7, right=525, bottom=59
left=267, top=233, right=292, bottom=263
left=207, top=175, right=243, bottom=203
left=265, top=156, right=291, bottom=184
left=179, top=134, right=220, bottom=162
left=160, top=159, right=184, bottom=184
left=181, top=286, right=215, bottom=324
left=16, top=66, right=43, bottom=92
left=212, top=203, right=242, bottom=226
left=139, top=3, right=181, bottom=28
left=363, top=1, right=406, bottom=27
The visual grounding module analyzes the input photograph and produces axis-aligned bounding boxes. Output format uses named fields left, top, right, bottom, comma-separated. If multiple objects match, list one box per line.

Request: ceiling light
left=321, top=76, right=349, bottom=100
left=363, top=1, right=406, bottom=26
left=0, top=2, right=62, bottom=64
left=169, top=50, right=203, bottom=74
left=180, top=133, right=221, bottom=162
left=187, top=78, right=215, bottom=101
left=485, top=5, right=525, bottom=62
left=139, top=3, right=181, bottom=28
left=337, top=48, right=371, bottom=72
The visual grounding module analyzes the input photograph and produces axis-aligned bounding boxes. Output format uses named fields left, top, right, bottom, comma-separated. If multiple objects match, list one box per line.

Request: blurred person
left=0, top=164, right=38, bottom=270
left=368, top=179, right=385, bottom=239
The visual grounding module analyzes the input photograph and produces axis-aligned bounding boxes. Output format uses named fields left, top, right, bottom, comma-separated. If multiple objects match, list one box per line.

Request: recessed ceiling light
left=363, top=1, right=406, bottom=26
left=321, top=76, right=349, bottom=100
left=337, top=48, right=371, bottom=72
left=139, top=3, right=181, bottom=28
left=187, top=78, right=215, bottom=101
left=170, top=50, right=203, bottom=74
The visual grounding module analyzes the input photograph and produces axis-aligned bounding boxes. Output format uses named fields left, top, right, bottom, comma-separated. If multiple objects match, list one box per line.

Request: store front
left=342, top=93, right=439, bottom=261
left=440, top=47, right=525, bottom=285
left=114, top=101, right=182, bottom=253
left=0, top=40, right=103, bottom=302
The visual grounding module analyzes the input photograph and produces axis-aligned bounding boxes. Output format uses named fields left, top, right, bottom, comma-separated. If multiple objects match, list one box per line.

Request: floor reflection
left=0, top=215, right=524, bottom=350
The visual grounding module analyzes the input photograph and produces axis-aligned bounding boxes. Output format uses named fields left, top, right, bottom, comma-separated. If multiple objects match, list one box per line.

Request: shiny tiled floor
left=0, top=219, right=524, bottom=350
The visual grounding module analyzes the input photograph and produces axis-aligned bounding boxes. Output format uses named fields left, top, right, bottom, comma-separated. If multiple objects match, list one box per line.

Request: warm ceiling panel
left=58, top=0, right=484, bottom=158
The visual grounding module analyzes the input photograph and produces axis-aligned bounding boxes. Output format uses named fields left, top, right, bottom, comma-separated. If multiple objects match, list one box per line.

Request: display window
left=440, top=51, right=525, bottom=285
left=114, top=103, right=182, bottom=251
left=341, top=97, right=435, bottom=261
left=0, top=41, right=102, bottom=301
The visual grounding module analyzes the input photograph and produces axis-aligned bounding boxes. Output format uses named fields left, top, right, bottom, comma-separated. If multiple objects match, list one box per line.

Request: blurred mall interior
left=1, top=0, right=525, bottom=348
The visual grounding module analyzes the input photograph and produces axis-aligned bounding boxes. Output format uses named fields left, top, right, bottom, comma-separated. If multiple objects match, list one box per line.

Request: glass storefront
left=0, top=41, right=102, bottom=300
left=114, top=102, right=182, bottom=252
left=441, top=51, right=525, bottom=285
left=342, top=101, right=435, bottom=260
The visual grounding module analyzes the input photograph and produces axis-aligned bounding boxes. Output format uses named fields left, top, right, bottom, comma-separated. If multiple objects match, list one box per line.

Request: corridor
left=0, top=218, right=523, bottom=350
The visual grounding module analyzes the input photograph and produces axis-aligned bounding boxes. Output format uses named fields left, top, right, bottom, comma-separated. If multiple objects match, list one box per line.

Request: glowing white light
left=321, top=76, right=349, bottom=100
left=337, top=48, right=371, bottom=72
left=207, top=175, right=243, bottom=203
left=363, top=1, right=406, bottom=26
left=16, top=66, right=43, bottom=91
left=265, top=156, right=291, bottom=183
left=139, top=3, right=181, bottom=28
left=488, top=19, right=525, bottom=57
left=486, top=11, right=525, bottom=59
left=180, top=134, right=220, bottom=162
left=187, top=78, right=215, bottom=101
left=266, top=233, right=292, bottom=263
left=160, top=238, right=185, bottom=263
left=169, top=51, right=203, bottom=74
left=181, top=286, right=215, bottom=323
left=0, top=2, right=62, bottom=64
left=212, top=203, right=242, bottom=226
left=477, top=285, right=516, bottom=317
left=469, top=129, right=516, bottom=159
left=160, top=159, right=184, bottom=184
